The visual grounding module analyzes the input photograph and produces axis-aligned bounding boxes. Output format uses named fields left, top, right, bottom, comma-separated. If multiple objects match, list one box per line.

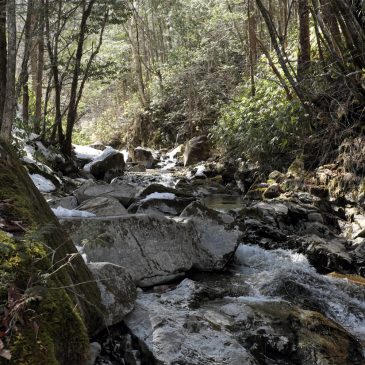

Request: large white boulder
left=60, top=210, right=241, bottom=287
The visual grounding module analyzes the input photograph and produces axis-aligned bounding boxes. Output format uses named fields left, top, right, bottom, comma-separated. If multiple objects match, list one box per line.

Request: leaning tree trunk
left=1, top=0, right=16, bottom=140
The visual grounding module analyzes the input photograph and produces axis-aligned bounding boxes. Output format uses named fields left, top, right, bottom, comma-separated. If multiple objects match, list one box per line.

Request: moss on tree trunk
left=0, top=140, right=104, bottom=365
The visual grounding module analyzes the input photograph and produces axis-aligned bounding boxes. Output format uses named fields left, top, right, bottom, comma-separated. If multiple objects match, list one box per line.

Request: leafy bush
left=214, top=77, right=303, bottom=170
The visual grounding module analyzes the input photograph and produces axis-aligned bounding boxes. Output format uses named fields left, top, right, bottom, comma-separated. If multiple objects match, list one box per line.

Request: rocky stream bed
left=10, top=138, right=365, bottom=364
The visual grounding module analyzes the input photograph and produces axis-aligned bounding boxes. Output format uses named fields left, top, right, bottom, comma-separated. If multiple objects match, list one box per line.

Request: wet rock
left=183, top=135, right=210, bottom=166
left=77, top=196, right=128, bottom=217
left=263, top=183, right=281, bottom=199
left=138, top=183, right=189, bottom=198
left=87, top=342, right=102, bottom=365
left=305, top=236, right=354, bottom=272
left=125, top=279, right=257, bottom=365
left=88, top=263, right=137, bottom=326
left=125, top=278, right=363, bottom=365
left=74, top=180, right=138, bottom=206
left=268, top=170, right=285, bottom=182
left=60, top=211, right=241, bottom=287
left=175, top=178, right=232, bottom=197
left=89, top=141, right=107, bottom=151
left=236, top=197, right=361, bottom=274
left=180, top=201, right=241, bottom=270
left=131, top=197, right=195, bottom=216
left=133, top=147, right=157, bottom=168
left=127, top=164, right=146, bottom=173
left=308, top=184, right=330, bottom=199
left=89, top=151, right=125, bottom=182
left=48, top=195, right=78, bottom=210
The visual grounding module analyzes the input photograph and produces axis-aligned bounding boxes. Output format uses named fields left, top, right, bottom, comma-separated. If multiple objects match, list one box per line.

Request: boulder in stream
left=85, top=147, right=125, bottom=182
left=183, top=135, right=210, bottom=166
left=74, top=180, right=138, bottom=206
left=77, top=196, right=128, bottom=216
left=133, top=147, right=157, bottom=168
left=60, top=208, right=241, bottom=287
left=88, top=262, right=137, bottom=327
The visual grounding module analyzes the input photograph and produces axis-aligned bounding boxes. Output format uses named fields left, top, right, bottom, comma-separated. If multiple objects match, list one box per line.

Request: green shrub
left=214, top=76, right=303, bottom=170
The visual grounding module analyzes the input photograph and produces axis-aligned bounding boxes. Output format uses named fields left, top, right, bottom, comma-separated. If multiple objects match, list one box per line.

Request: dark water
left=201, top=194, right=243, bottom=212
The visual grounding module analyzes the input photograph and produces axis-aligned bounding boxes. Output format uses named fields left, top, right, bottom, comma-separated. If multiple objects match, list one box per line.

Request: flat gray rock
left=74, top=180, right=138, bottom=206
left=60, top=211, right=241, bottom=287
left=77, top=196, right=128, bottom=216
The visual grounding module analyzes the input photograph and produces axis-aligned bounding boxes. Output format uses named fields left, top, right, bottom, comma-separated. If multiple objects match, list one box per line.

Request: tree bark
left=63, top=0, right=97, bottom=156
left=248, top=0, right=257, bottom=96
left=1, top=0, right=16, bottom=140
left=297, top=0, right=311, bottom=80
left=34, top=0, right=45, bottom=134
left=16, top=0, right=33, bottom=125
left=255, top=0, right=307, bottom=106
left=0, top=0, right=6, bottom=126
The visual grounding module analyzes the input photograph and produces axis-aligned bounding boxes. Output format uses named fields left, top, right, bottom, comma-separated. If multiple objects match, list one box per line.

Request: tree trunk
left=255, top=0, right=309, bottom=111
left=131, top=9, right=149, bottom=109
left=17, top=0, right=33, bottom=125
left=34, top=0, right=45, bottom=134
left=45, top=0, right=64, bottom=145
left=248, top=0, right=257, bottom=96
left=63, top=0, right=96, bottom=157
left=0, top=0, right=6, bottom=126
left=1, top=0, right=16, bottom=140
left=297, top=0, right=311, bottom=80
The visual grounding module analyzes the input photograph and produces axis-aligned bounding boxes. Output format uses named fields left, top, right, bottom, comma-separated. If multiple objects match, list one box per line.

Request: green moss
left=2, top=289, right=90, bottom=365
left=0, top=141, right=103, bottom=364
left=0, top=232, right=90, bottom=365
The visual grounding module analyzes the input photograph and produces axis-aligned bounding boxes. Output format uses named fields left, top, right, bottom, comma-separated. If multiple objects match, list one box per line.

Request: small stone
left=86, top=342, right=102, bottom=365
left=308, top=212, right=324, bottom=223
left=268, top=170, right=285, bottom=182
left=263, top=184, right=281, bottom=199
left=309, top=185, right=329, bottom=199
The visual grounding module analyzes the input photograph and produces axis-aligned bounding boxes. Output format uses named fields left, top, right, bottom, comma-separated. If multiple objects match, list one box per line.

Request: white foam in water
left=141, top=192, right=176, bottom=202
left=52, top=207, right=96, bottom=218
left=235, top=244, right=365, bottom=343
left=76, top=245, right=88, bottom=262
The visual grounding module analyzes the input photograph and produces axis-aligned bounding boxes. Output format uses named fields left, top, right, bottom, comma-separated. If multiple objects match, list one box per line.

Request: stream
left=39, top=145, right=365, bottom=364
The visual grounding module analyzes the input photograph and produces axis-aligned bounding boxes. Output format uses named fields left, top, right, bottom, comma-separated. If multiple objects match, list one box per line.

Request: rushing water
left=234, top=244, right=365, bottom=348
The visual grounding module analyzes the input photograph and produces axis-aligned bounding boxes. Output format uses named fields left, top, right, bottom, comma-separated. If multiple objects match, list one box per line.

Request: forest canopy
left=0, top=0, right=363, bottom=168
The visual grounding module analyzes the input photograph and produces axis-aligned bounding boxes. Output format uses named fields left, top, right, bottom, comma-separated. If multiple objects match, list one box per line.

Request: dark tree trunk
left=297, top=0, right=311, bottom=80
left=1, top=0, right=16, bottom=140
left=63, top=0, right=96, bottom=157
left=0, top=0, right=6, bottom=126
left=34, top=0, right=45, bottom=134
left=17, top=0, right=34, bottom=125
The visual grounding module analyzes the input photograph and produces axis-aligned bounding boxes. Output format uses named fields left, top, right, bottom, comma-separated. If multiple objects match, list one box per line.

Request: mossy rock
left=0, top=140, right=104, bottom=364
